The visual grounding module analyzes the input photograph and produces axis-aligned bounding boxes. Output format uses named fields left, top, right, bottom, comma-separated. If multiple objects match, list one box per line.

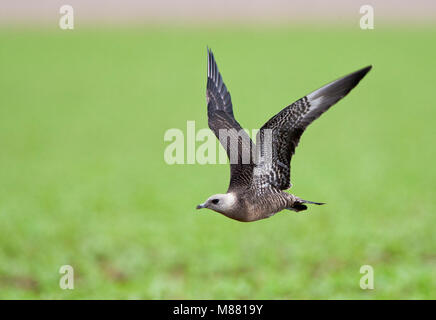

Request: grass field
left=0, top=26, right=435, bottom=299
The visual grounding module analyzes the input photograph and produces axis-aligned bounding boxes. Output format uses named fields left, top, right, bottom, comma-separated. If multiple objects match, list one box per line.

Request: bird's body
left=197, top=49, right=371, bottom=222
left=199, top=188, right=317, bottom=222
left=225, top=191, right=297, bottom=222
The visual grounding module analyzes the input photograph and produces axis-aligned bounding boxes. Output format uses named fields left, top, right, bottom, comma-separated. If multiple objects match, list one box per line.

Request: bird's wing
left=206, top=49, right=255, bottom=191
left=254, top=66, right=372, bottom=191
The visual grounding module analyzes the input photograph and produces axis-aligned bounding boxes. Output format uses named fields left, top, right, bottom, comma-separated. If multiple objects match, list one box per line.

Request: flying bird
left=197, top=48, right=371, bottom=222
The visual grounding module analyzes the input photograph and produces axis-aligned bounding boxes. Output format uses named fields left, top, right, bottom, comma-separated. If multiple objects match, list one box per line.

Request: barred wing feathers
left=206, top=49, right=256, bottom=190
left=255, top=66, right=372, bottom=191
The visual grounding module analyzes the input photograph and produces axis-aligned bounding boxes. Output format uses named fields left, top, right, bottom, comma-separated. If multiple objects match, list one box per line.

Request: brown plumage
left=196, top=48, right=371, bottom=222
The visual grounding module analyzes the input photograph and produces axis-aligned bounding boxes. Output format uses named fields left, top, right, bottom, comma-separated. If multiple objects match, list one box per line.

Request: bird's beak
left=196, top=203, right=206, bottom=210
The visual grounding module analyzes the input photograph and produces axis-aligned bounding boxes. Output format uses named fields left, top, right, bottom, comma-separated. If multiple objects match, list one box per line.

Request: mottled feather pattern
left=201, top=49, right=371, bottom=221
left=255, top=67, right=371, bottom=191
left=206, top=49, right=255, bottom=191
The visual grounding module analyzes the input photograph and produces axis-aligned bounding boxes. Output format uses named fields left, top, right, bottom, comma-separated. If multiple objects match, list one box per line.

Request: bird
left=196, top=48, right=371, bottom=222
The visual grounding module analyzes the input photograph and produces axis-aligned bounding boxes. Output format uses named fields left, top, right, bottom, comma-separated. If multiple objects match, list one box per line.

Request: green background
left=0, top=26, right=435, bottom=299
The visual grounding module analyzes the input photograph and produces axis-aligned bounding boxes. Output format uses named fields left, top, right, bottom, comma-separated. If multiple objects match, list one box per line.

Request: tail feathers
left=289, top=203, right=308, bottom=212
left=299, top=199, right=325, bottom=206
left=287, top=199, right=325, bottom=212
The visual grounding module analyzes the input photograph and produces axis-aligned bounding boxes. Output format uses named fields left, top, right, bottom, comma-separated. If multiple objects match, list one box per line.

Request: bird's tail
left=287, top=198, right=325, bottom=212
left=300, top=199, right=325, bottom=206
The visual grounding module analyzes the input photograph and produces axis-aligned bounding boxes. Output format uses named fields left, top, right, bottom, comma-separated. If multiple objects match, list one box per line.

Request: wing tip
left=353, top=65, right=372, bottom=81
left=312, top=65, right=372, bottom=99
left=207, top=47, right=215, bottom=80
left=343, top=64, right=373, bottom=92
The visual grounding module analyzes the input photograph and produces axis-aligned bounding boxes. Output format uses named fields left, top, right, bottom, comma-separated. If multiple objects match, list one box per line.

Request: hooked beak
left=196, top=203, right=206, bottom=209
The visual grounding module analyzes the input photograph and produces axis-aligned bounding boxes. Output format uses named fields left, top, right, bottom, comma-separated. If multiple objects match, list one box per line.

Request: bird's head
left=196, top=193, right=236, bottom=214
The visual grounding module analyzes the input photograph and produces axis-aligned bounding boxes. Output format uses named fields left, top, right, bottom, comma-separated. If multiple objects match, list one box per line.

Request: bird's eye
left=211, top=199, right=219, bottom=204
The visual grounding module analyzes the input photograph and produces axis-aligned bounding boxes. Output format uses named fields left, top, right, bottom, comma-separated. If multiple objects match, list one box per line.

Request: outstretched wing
left=206, top=48, right=255, bottom=191
left=254, top=66, right=372, bottom=191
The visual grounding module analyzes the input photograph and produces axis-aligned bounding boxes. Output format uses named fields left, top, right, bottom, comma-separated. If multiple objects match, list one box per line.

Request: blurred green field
left=0, top=26, right=435, bottom=299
